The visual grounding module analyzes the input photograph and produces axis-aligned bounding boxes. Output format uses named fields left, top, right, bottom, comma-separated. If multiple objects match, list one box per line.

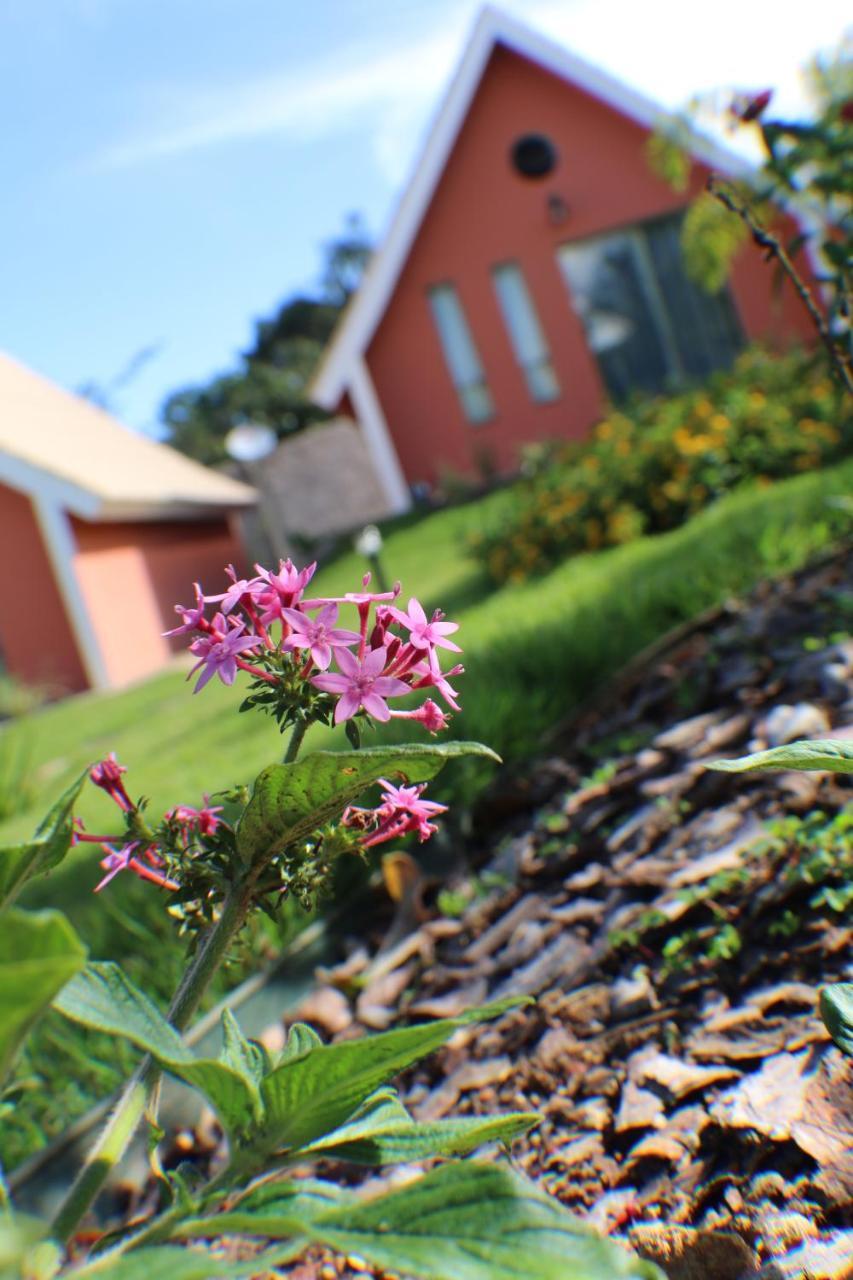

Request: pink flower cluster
left=167, top=560, right=463, bottom=728
left=342, top=779, right=448, bottom=849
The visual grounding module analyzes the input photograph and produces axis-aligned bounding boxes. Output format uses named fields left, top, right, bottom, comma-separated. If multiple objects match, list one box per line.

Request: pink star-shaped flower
left=311, top=646, right=410, bottom=723
left=388, top=597, right=461, bottom=655
left=163, top=583, right=206, bottom=637
left=204, top=564, right=267, bottom=614
left=188, top=616, right=263, bottom=692
left=281, top=604, right=360, bottom=670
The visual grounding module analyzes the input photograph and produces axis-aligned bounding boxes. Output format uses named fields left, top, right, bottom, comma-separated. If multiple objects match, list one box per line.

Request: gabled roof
left=0, top=352, right=256, bottom=520
left=311, top=4, right=751, bottom=409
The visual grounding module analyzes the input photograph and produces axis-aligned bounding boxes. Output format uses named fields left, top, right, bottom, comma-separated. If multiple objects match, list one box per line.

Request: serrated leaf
left=220, top=1008, right=266, bottom=1085
left=820, top=983, right=853, bottom=1056
left=708, top=739, right=853, bottom=774
left=280, top=1021, right=323, bottom=1062
left=242, top=998, right=525, bottom=1171
left=176, top=1178, right=348, bottom=1240
left=301, top=1087, right=537, bottom=1165
left=64, top=1241, right=306, bottom=1280
left=53, top=963, right=261, bottom=1136
left=302, top=1161, right=663, bottom=1280
left=237, top=742, right=500, bottom=862
left=0, top=770, right=88, bottom=909
left=0, top=908, right=87, bottom=1083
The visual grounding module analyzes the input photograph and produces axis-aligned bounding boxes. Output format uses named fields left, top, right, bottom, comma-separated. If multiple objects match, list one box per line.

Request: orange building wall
left=0, top=483, right=88, bottom=693
left=72, top=516, right=244, bottom=688
left=365, top=45, right=816, bottom=488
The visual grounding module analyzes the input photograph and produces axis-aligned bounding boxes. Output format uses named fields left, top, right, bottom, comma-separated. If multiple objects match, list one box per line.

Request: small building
left=311, top=6, right=817, bottom=510
left=0, top=352, right=256, bottom=695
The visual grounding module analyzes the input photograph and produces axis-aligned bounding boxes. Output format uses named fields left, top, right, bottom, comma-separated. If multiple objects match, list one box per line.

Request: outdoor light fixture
left=547, top=192, right=570, bottom=225
left=511, top=132, right=558, bottom=179
left=354, top=523, right=388, bottom=591
left=224, top=421, right=278, bottom=463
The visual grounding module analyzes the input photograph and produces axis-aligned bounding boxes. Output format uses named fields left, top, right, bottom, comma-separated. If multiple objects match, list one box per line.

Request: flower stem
left=284, top=720, right=307, bottom=763
left=50, top=875, right=256, bottom=1246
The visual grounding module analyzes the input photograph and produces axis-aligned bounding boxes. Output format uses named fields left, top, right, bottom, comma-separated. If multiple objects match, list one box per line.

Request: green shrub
left=470, top=346, right=851, bottom=583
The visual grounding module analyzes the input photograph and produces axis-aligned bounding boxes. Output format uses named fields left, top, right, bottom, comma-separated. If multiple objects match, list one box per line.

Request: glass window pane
left=558, top=234, right=670, bottom=399
left=461, top=382, right=495, bottom=423
left=527, top=361, right=560, bottom=402
left=644, top=216, right=743, bottom=378
left=428, top=285, right=485, bottom=391
left=492, top=263, right=560, bottom=403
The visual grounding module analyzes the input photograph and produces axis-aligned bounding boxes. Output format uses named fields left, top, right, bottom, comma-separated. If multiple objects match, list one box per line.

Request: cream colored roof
left=0, top=352, right=256, bottom=520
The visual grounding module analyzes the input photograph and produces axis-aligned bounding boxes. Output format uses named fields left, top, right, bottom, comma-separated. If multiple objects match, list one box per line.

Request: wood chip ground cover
left=148, top=554, right=853, bottom=1278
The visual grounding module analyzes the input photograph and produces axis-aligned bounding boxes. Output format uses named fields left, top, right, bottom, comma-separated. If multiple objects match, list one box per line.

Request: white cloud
left=92, top=0, right=850, bottom=176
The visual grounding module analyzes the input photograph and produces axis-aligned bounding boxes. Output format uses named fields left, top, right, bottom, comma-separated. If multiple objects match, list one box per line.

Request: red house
left=0, top=353, right=255, bottom=695
left=311, top=6, right=816, bottom=510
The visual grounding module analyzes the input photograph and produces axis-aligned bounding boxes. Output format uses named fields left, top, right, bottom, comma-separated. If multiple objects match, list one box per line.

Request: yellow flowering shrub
left=472, top=347, right=851, bottom=583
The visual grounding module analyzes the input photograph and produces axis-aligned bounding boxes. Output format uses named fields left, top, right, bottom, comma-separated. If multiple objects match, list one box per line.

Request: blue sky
left=2, top=0, right=849, bottom=436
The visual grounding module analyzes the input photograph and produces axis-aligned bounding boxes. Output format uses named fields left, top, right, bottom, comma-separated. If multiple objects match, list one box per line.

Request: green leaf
left=245, top=998, right=525, bottom=1170
left=219, top=1008, right=266, bottom=1085
left=708, top=739, right=853, bottom=774
left=0, top=770, right=88, bottom=909
left=820, top=982, right=853, bottom=1056
left=301, top=1162, right=663, bottom=1280
left=53, top=963, right=261, bottom=1136
left=237, top=742, right=500, bottom=862
left=176, top=1178, right=347, bottom=1240
left=279, top=1021, right=323, bottom=1062
left=64, top=1241, right=307, bottom=1280
left=300, top=1087, right=537, bottom=1165
left=0, top=908, right=87, bottom=1083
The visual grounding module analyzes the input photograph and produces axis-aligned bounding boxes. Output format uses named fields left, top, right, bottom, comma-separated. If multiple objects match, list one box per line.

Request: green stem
left=284, top=720, right=307, bottom=763
left=50, top=875, right=256, bottom=1246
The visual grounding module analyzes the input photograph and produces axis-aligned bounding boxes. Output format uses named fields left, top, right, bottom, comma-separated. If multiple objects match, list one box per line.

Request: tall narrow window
left=492, top=263, right=560, bottom=403
left=428, top=284, right=494, bottom=424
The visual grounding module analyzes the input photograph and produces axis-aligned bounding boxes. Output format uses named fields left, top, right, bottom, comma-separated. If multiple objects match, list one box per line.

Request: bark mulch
left=193, top=554, right=853, bottom=1278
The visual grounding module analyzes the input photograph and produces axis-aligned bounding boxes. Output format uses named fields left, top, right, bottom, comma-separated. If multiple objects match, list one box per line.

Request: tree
left=161, top=215, right=372, bottom=465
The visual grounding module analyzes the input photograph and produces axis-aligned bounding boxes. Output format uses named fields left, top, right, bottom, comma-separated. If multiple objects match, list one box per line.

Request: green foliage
left=237, top=742, right=500, bottom=862
left=0, top=771, right=87, bottom=910
left=470, top=347, right=850, bottom=583
left=612, top=807, right=853, bottom=973
left=669, top=49, right=853, bottom=386
left=288, top=1162, right=662, bottom=1280
left=54, top=963, right=263, bottom=1138
left=709, top=737, right=853, bottom=773
left=298, top=1088, right=535, bottom=1164
left=53, top=963, right=526, bottom=1169
left=70, top=1164, right=663, bottom=1280
left=645, top=119, right=692, bottom=192
left=0, top=909, right=86, bottom=1084
left=681, top=191, right=748, bottom=292
left=820, top=982, right=853, bottom=1055
left=45, top=969, right=635, bottom=1279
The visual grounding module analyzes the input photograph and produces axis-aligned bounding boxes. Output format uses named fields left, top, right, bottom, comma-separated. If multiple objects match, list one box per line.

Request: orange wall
left=366, top=45, right=816, bottom=488
left=72, top=516, right=245, bottom=688
left=0, top=483, right=88, bottom=693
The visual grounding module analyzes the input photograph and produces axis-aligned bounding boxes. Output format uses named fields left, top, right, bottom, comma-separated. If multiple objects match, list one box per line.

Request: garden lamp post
left=354, top=523, right=388, bottom=592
